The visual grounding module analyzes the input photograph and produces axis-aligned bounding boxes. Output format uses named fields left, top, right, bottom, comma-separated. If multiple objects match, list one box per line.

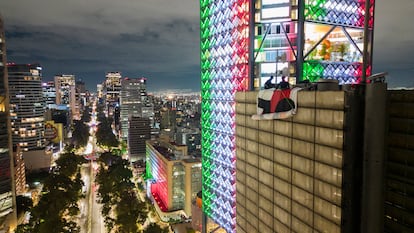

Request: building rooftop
left=182, top=158, right=201, bottom=164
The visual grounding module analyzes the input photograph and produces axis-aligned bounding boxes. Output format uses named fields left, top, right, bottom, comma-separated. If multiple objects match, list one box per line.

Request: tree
left=81, top=106, right=91, bottom=122
left=16, top=195, right=33, bottom=215
left=54, top=151, right=86, bottom=177
left=144, top=223, right=169, bottom=233
left=71, top=120, right=90, bottom=148
left=18, top=149, right=85, bottom=232
left=15, top=224, right=33, bottom=233
left=95, top=150, right=146, bottom=232
left=96, top=115, right=119, bottom=148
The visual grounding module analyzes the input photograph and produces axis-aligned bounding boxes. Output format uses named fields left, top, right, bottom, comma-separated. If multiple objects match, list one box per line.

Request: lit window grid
left=8, top=72, right=45, bottom=150
left=172, top=164, right=185, bottom=210
left=200, top=0, right=250, bottom=232
left=0, top=152, right=12, bottom=217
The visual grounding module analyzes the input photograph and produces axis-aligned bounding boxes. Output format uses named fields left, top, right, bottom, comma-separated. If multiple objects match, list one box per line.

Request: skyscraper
left=235, top=89, right=366, bottom=233
left=0, top=16, right=17, bottom=231
left=104, top=72, right=122, bottom=129
left=54, top=74, right=77, bottom=120
left=42, top=81, right=56, bottom=109
left=128, top=116, right=151, bottom=162
left=120, top=77, right=151, bottom=141
left=200, top=1, right=375, bottom=232
left=8, top=63, right=46, bottom=152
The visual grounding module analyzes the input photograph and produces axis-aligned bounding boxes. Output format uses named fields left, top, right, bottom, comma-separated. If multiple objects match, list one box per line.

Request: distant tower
left=54, top=74, right=77, bottom=120
left=0, top=16, right=17, bottom=231
left=8, top=63, right=46, bottom=151
left=200, top=0, right=376, bottom=232
left=42, top=81, right=56, bottom=109
left=120, top=77, right=152, bottom=141
left=128, top=116, right=151, bottom=162
left=75, top=79, right=86, bottom=111
left=104, top=72, right=122, bottom=126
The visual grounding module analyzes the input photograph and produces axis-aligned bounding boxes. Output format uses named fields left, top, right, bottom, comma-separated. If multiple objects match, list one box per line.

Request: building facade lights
left=200, top=0, right=375, bottom=232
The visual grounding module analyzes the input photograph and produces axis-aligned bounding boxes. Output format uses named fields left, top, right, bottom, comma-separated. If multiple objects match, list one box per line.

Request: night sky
left=1, top=0, right=413, bottom=92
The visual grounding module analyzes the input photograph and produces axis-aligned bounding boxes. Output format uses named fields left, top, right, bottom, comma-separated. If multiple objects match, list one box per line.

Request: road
left=79, top=100, right=105, bottom=233
left=90, top=161, right=105, bottom=233
left=80, top=161, right=105, bottom=233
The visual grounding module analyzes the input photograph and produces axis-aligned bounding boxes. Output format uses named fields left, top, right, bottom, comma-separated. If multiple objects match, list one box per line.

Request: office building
left=128, top=116, right=151, bottom=162
left=104, top=72, right=122, bottom=129
left=54, top=74, right=77, bottom=120
left=200, top=1, right=375, bottom=231
left=8, top=64, right=46, bottom=151
left=13, top=146, right=25, bottom=196
left=0, top=17, right=16, bottom=231
left=176, top=127, right=201, bottom=155
left=97, top=83, right=103, bottom=99
left=120, top=77, right=152, bottom=141
left=146, top=139, right=201, bottom=217
left=42, top=81, right=56, bottom=109
left=160, top=108, right=177, bottom=131
left=234, top=82, right=414, bottom=233
left=75, top=79, right=86, bottom=114
left=235, top=88, right=366, bottom=233
left=384, top=90, right=414, bottom=232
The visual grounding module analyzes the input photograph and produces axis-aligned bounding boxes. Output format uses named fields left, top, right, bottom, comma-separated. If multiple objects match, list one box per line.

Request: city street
left=90, top=161, right=105, bottom=233
left=79, top=101, right=105, bottom=233
left=79, top=160, right=105, bottom=233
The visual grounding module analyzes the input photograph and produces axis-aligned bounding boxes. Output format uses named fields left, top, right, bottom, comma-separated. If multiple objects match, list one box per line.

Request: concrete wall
left=235, top=90, right=349, bottom=233
left=23, top=149, right=51, bottom=171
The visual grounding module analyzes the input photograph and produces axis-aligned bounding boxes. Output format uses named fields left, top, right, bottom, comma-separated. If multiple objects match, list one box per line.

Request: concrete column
left=361, top=82, right=387, bottom=233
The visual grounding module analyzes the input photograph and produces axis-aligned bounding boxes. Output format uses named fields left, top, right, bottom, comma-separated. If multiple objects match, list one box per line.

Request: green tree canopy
left=16, top=195, right=33, bottom=215
left=95, top=115, right=119, bottom=148
left=71, top=120, right=90, bottom=148
left=144, top=223, right=169, bottom=233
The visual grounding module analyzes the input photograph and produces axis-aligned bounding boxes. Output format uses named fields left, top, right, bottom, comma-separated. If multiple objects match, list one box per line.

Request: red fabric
left=270, top=89, right=291, bottom=113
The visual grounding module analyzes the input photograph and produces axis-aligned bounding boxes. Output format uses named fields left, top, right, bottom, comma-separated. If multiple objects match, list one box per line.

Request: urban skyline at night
left=0, top=0, right=414, bottom=92
left=1, top=1, right=414, bottom=233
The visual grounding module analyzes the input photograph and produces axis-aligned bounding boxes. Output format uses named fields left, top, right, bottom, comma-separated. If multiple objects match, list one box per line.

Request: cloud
left=1, top=0, right=201, bottom=91
left=2, top=0, right=414, bottom=90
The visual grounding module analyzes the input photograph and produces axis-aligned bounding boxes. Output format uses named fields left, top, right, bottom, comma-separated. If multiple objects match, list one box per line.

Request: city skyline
left=0, top=0, right=414, bottom=92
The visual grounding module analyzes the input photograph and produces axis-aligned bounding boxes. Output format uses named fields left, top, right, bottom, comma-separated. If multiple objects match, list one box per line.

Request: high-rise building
left=8, top=63, right=46, bottom=151
left=128, top=116, right=151, bottom=162
left=104, top=72, right=122, bottom=129
left=235, top=89, right=367, bottom=233
left=120, top=77, right=152, bottom=141
left=75, top=80, right=86, bottom=114
left=96, top=83, right=103, bottom=99
left=200, top=1, right=375, bottom=232
left=42, top=81, right=56, bottom=109
left=146, top=139, right=201, bottom=217
left=13, top=146, right=26, bottom=196
left=176, top=127, right=201, bottom=156
left=384, top=90, right=414, bottom=232
left=0, top=16, right=17, bottom=231
left=54, top=74, right=77, bottom=120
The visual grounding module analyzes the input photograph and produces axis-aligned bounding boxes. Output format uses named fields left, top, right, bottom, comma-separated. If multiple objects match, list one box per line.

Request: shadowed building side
left=0, top=16, right=17, bottom=232
left=384, top=90, right=414, bottom=232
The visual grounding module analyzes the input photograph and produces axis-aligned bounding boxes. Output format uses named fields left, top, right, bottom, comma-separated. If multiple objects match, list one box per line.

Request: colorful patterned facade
left=200, top=1, right=375, bottom=232
left=200, top=0, right=250, bottom=232
left=302, top=0, right=375, bottom=83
